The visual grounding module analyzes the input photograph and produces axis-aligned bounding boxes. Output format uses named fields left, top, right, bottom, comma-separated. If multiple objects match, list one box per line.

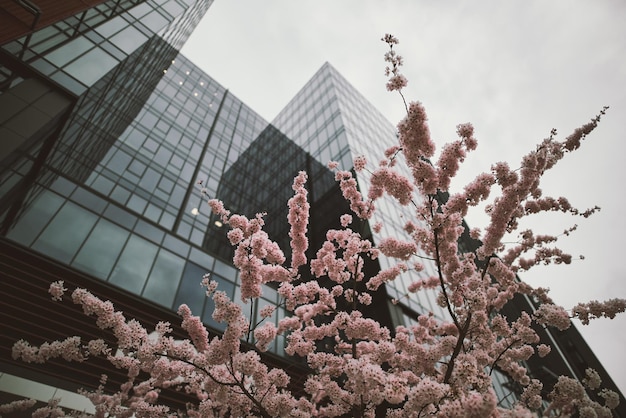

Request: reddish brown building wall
left=0, top=0, right=109, bottom=45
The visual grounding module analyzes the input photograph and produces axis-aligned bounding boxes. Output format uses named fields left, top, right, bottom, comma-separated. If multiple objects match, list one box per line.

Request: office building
left=271, top=62, right=626, bottom=414
left=0, top=1, right=623, bottom=415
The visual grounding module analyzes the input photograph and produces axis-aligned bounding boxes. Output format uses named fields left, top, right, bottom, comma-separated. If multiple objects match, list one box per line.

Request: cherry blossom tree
left=4, top=35, right=625, bottom=417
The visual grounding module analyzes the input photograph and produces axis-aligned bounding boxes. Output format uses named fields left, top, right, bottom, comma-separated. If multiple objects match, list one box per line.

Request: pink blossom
left=353, top=155, right=367, bottom=171
left=48, top=280, right=66, bottom=301
left=537, top=344, right=551, bottom=358
left=335, top=170, right=374, bottom=219
left=178, top=304, right=209, bottom=352
left=13, top=336, right=87, bottom=364
left=492, top=161, right=518, bottom=188
left=397, top=101, right=435, bottom=162
left=288, top=171, right=310, bottom=269
left=384, top=145, right=401, bottom=159
left=382, top=33, right=399, bottom=45
left=29, top=399, right=64, bottom=418
left=378, top=237, right=417, bottom=260
left=357, top=292, right=372, bottom=305
left=202, top=276, right=218, bottom=296
left=521, top=379, right=543, bottom=409
left=0, top=399, right=37, bottom=415
left=207, top=198, right=230, bottom=223
left=456, top=123, right=477, bottom=150
left=563, top=116, right=603, bottom=151
left=582, top=368, right=602, bottom=390
left=340, top=214, right=352, bottom=227
left=547, top=376, right=586, bottom=411
left=369, top=167, right=414, bottom=205
left=600, top=388, right=620, bottom=409
left=571, top=298, right=626, bottom=325
left=436, top=140, right=467, bottom=191
left=259, top=305, right=275, bottom=318
left=227, top=228, right=244, bottom=245
left=386, top=74, right=408, bottom=91
left=533, top=304, right=571, bottom=331
left=254, top=322, right=277, bottom=351
left=366, top=264, right=406, bottom=291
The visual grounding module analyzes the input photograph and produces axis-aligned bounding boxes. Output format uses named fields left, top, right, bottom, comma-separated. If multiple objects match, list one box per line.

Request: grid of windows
left=1, top=0, right=213, bottom=95
left=0, top=53, right=281, bottom=355
left=0, top=37, right=181, bottom=240
left=82, top=54, right=227, bottom=233
left=179, top=89, right=267, bottom=246
left=205, top=124, right=344, bottom=264
left=3, top=174, right=288, bottom=355
left=272, top=62, right=447, bottom=321
left=273, top=63, right=352, bottom=171
left=270, top=62, right=529, bottom=403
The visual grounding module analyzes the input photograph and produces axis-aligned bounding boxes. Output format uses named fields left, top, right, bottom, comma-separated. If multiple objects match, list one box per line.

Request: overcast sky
left=181, top=1, right=626, bottom=394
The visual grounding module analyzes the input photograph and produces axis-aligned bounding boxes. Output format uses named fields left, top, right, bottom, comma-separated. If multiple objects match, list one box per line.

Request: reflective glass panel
left=142, top=248, right=185, bottom=307
left=73, top=218, right=130, bottom=279
left=109, top=234, right=158, bottom=294
left=110, top=26, right=148, bottom=55
left=65, top=47, right=118, bottom=86
left=6, top=190, right=65, bottom=246
left=173, top=261, right=207, bottom=314
left=46, top=37, right=93, bottom=67
left=32, top=201, right=98, bottom=263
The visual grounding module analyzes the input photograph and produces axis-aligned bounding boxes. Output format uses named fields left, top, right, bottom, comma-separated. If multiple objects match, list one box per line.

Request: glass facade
left=1, top=2, right=623, bottom=412
left=273, top=62, right=447, bottom=321
left=1, top=0, right=212, bottom=95
left=1, top=56, right=395, bottom=364
left=1, top=0, right=470, bottom=355
left=0, top=0, right=214, bottom=251
left=0, top=52, right=290, bottom=354
left=271, top=63, right=526, bottom=406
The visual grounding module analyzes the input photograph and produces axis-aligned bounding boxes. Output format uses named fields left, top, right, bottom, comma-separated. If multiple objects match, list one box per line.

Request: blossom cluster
left=381, top=33, right=407, bottom=92
left=572, top=299, right=626, bottom=325
left=5, top=35, right=624, bottom=418
left=288, top=171, right=310, bottom=270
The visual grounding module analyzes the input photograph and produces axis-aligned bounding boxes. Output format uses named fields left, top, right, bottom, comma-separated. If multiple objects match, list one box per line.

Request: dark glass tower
left=0, top=3, right=623, bottom=414
left=273, top=62, right=626, bottom=413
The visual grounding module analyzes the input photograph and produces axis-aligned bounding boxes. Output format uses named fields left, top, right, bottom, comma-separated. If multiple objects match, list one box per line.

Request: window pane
left=106, top=148, right=132, bottom=172
left=73, top=218, right=129, bottom=279
left=174, top=262, right=207, bottom=314
left=6, top=190, right=65, bottom=246
left=109, top=234, right=158, bottom=294
left=45, top=37, right=93, bottom=67
left=213, top=259, right=237, bottom=281
left=128, top=2, right=152, bottom=19
left=110, top=26, right=147, bottom=54
left=162, top=1, right=184, bottom=18
left=94, top=15, right=125, bottom=38
left=139, top=167, right=160, bottom=191
left=142, top=248, right=184, bottom=307
left=142, top=10, right=169, bottom=33
left=32, top=201, right=98, bottom=263
left=65, top=47, right=118, bottom=86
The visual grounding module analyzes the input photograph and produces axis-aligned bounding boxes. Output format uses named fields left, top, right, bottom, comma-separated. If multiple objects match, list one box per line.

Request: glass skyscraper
left=1, top=1, right=623, bottom=415
left=273, top=62, right=450, bottom=321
